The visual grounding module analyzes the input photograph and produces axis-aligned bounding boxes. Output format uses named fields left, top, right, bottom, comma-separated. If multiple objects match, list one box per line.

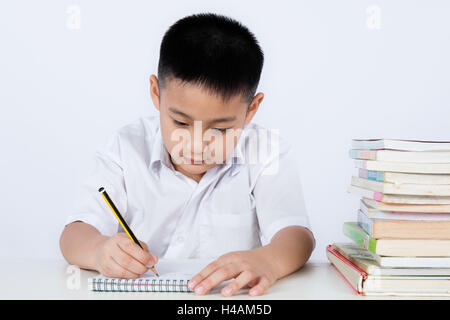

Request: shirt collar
left=227, top=131, right=246, bottom=176
left=149, top=125, right=173, bottom=176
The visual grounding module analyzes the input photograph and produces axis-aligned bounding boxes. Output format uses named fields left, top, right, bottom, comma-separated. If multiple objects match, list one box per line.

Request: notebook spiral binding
left=90, top=278, right=193, bottom=292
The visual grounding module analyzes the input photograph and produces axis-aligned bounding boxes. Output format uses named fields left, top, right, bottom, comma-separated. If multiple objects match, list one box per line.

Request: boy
left=60, top=13, right=314, bottom=297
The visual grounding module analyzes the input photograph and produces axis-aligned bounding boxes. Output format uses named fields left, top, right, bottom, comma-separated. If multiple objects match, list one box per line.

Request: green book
left=343, top=222, right=378, bottom=253
left=342, top=222, right=450, bottom=257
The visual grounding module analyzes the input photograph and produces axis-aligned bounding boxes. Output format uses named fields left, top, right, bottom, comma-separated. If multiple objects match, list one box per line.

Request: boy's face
left=150, top=75, right=263, bottom=182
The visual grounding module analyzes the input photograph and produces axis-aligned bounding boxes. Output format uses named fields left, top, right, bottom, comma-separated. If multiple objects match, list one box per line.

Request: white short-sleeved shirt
left=65, top=116, right=312, bottom=259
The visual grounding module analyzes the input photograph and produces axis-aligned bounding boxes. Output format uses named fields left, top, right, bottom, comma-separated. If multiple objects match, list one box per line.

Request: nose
left=192, top=131, right=203, bottom=155
left=191, top=120, right=209, bottom=156
left=182, top=124, right=205, bottom=158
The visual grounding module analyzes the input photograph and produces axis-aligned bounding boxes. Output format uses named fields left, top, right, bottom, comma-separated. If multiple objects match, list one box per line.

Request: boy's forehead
left=161, top=78, right=248, bottom=117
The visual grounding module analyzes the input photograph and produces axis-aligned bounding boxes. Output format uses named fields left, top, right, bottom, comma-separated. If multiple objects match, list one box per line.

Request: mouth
left=184, top=157, right=205, bottom=165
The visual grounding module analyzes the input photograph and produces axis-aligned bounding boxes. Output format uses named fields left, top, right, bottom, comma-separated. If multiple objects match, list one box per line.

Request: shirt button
left=176, top=236, right=184, bottom=243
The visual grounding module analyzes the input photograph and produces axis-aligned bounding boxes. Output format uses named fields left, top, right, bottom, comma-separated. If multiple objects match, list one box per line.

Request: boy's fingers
left=139, top=240, right=149, bottom=252
left=221, top=270, right=254, bottom=297
left=117, top=237, right=155, bottom=267
left=112, top=243, right=150, bottom=275
left=138, top=241, right=159, bottom=264
left=248, top=278, right=258, bottom=287
left=107, top=256, right=140, bottom=279
left=188, top=260, right=221, bottom=290
left=249, top=277, right=271, bottom=296
left=148, top=253, right=158, bottom=265
left=193, top=263, right=240, bottom=295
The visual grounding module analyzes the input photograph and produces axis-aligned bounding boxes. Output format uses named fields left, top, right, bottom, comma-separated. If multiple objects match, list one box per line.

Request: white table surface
left=1, top=258, right=448, bottom=300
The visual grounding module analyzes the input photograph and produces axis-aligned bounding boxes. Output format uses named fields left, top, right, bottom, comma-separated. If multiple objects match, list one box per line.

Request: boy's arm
left=59, top=221, right=108, bottom=270
left=263, top=225, right=315, bottom=279
left=60, top=221, right=158, bottom=278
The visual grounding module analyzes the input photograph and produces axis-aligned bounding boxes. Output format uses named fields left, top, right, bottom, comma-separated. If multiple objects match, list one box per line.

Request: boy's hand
left=188, top=247, right=279, bottom=297
left=94, top=233, right=158, bottom=278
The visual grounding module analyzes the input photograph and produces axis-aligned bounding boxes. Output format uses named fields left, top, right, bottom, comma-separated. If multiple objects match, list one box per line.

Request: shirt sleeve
left=252, top=138, right=314, bottom=248
left=64, top=133, right=127, bottom=237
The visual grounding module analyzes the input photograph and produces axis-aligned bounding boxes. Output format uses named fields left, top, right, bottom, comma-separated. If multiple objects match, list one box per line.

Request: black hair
left=158, top=13, right=264, bottom=103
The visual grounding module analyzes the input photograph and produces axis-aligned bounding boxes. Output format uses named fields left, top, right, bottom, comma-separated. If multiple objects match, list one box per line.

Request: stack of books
left=327, top=139, right=450, bottom=296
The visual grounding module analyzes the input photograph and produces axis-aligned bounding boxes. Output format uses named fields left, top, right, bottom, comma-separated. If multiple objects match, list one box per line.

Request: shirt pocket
left=198, top=210, right=261, bottom=258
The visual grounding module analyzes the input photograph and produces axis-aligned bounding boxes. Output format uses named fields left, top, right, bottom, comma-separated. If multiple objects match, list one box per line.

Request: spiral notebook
left=88, top=259, right=210, bottom=292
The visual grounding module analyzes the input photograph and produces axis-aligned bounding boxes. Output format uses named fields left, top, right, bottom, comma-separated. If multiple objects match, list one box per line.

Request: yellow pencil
left=98, top=187, right=159, bottom=277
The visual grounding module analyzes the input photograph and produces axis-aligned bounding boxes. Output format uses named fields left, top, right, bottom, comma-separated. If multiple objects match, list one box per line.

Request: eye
left=213, top=128, right=228, bottom=133
left=173, top=119, right=188, bottom=127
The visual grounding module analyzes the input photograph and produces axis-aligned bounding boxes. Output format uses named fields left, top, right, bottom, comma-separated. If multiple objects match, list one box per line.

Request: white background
left=1, top=1, right=449, bottom=263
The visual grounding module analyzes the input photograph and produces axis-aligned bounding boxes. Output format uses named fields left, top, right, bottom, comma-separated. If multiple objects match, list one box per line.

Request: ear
left=149, top=75, right=161, bottom=111
left=244, top=92, right=264, bottom=126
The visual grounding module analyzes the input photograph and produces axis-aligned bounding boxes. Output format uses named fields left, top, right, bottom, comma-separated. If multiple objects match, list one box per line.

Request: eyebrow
left=168, top=107, right=237, bottom=123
